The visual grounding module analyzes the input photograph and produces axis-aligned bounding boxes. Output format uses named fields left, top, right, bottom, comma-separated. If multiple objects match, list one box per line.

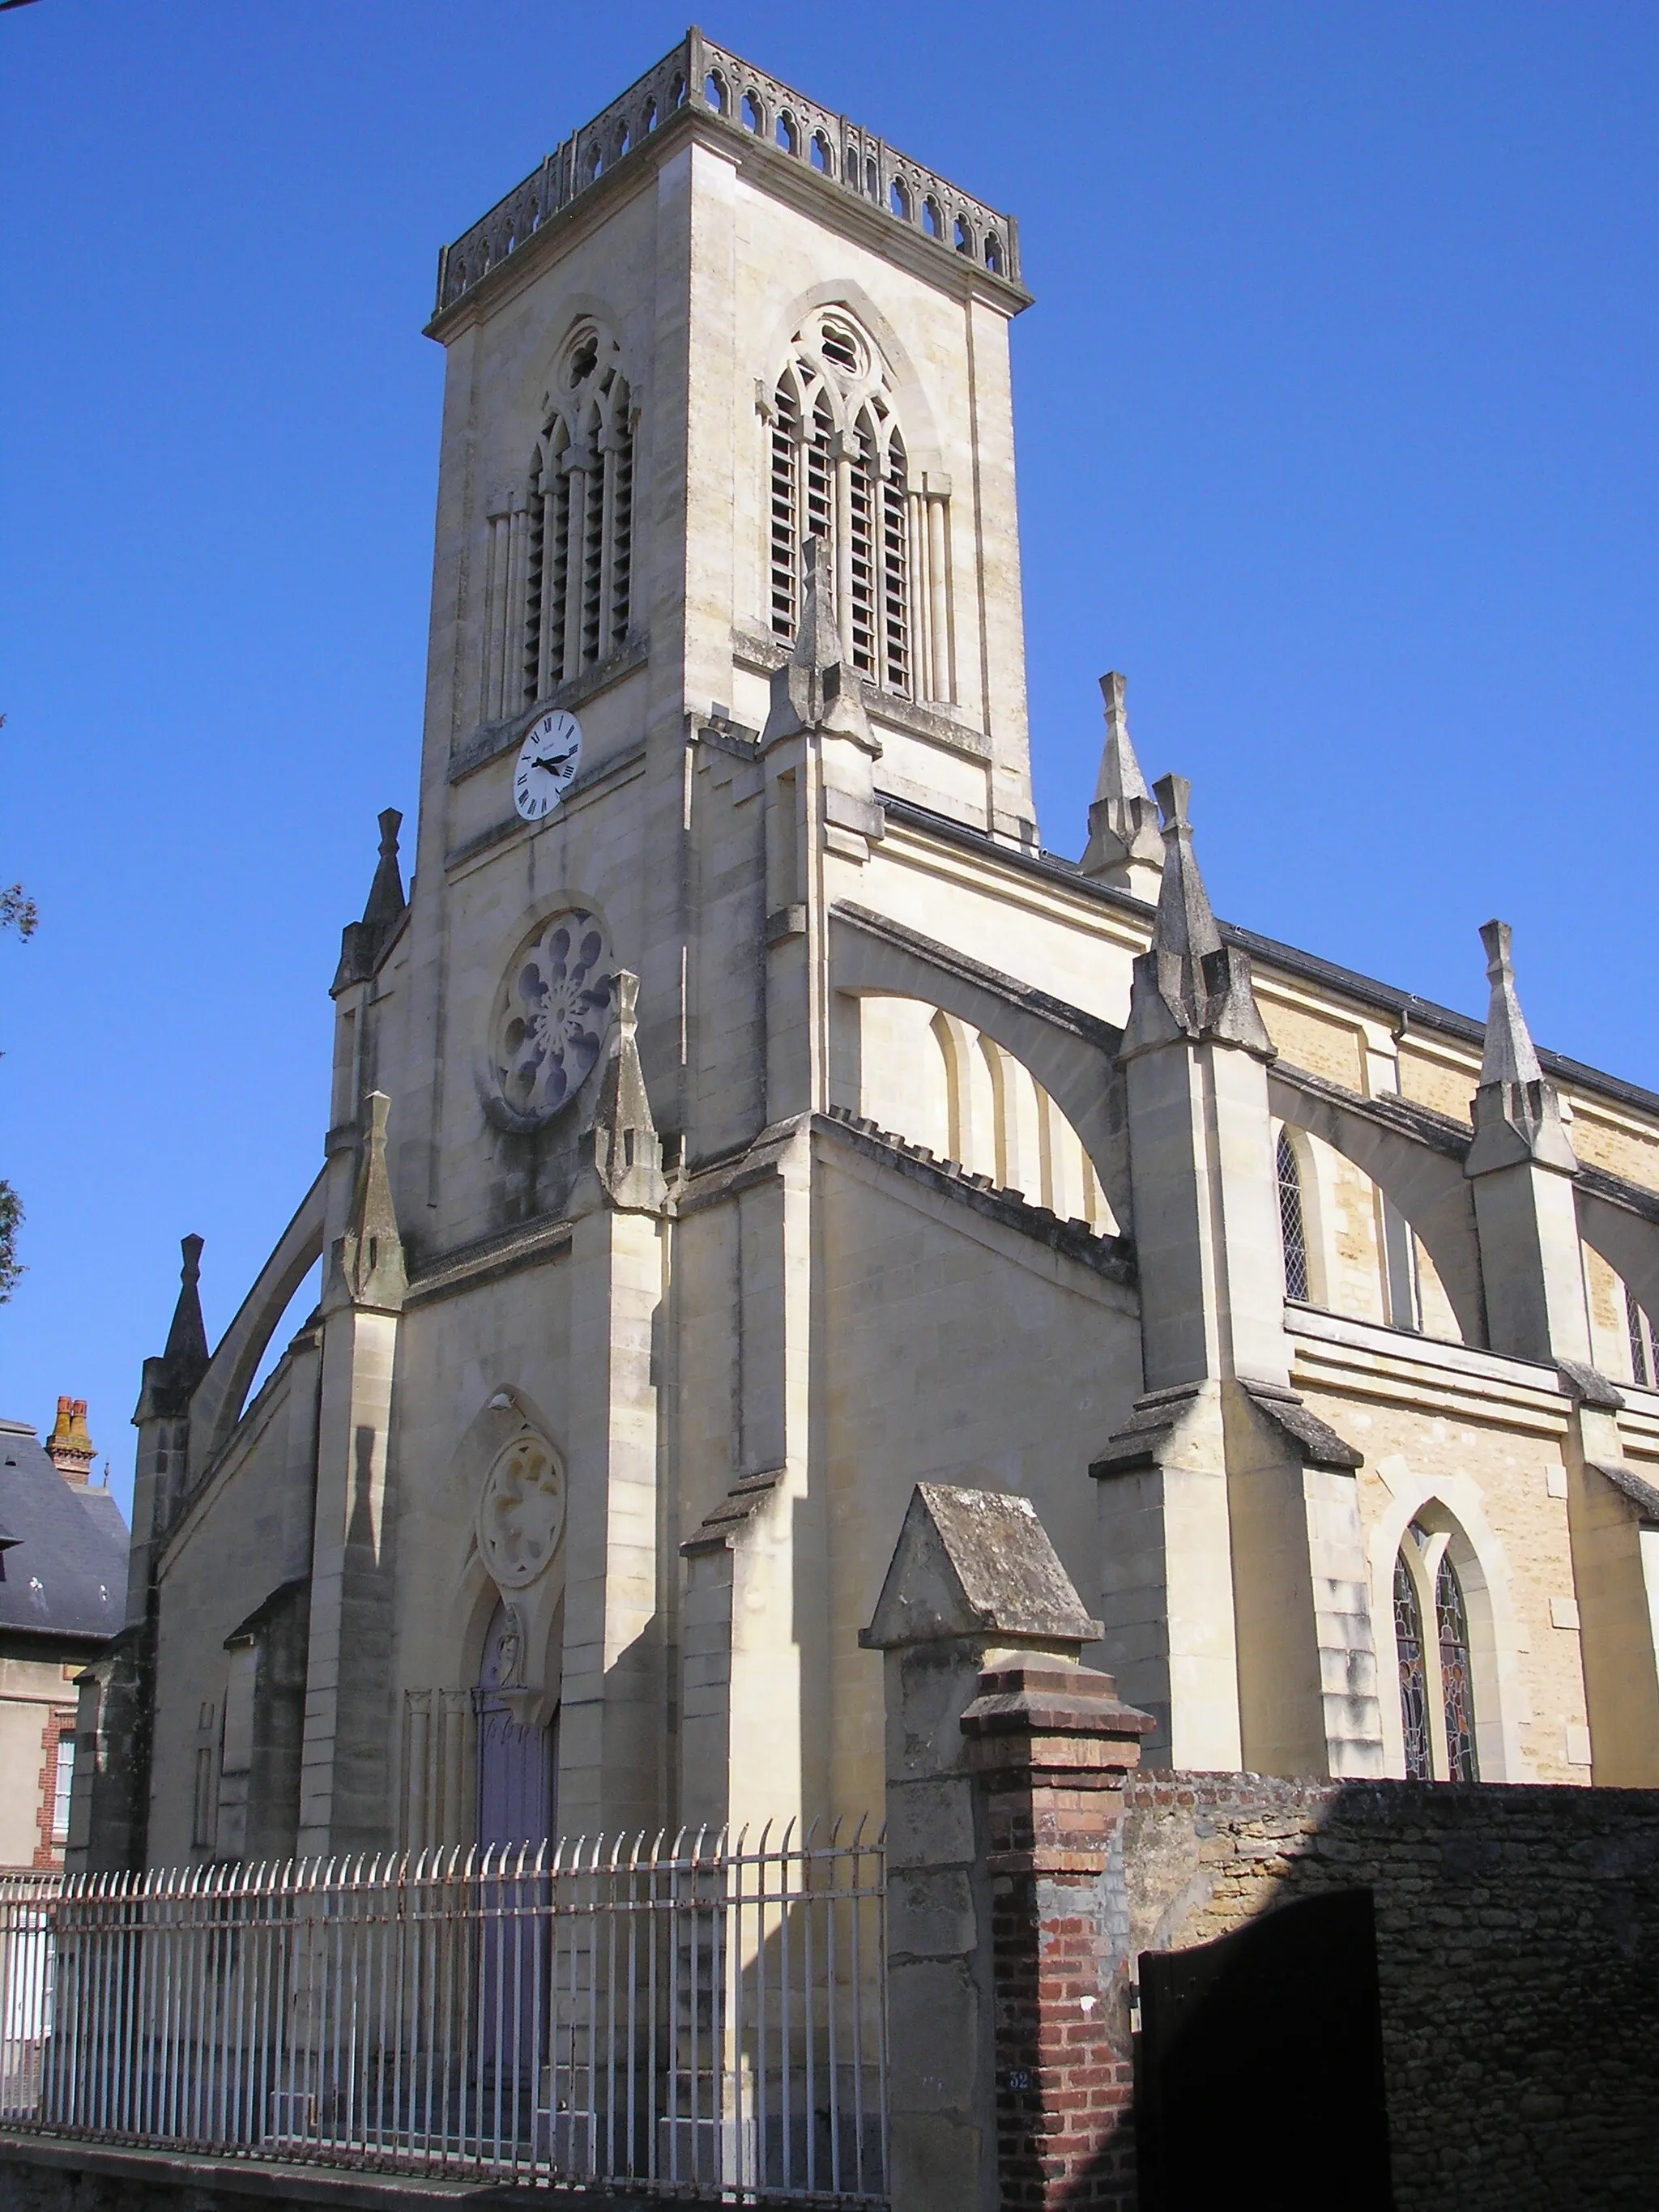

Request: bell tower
left=420, top=28, right=1034, bottom=843
left=297, top=32, right=1046, bottom=1848
left=396, top=26, right=1039, bottom=1247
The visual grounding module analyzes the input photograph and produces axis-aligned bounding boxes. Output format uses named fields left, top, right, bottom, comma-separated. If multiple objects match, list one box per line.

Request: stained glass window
left=1627, top=1283, right=1651, bottom=1389
left=1435, top=1553, right=1479, bottom=1782
left=1393, top=1550, right=1431, bottom=1781
left=1277, top=1131, right=1309, bottom=1302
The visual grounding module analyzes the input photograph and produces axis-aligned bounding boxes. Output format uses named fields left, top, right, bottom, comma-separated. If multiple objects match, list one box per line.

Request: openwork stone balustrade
left=434, top=29, right=1021, bottom=318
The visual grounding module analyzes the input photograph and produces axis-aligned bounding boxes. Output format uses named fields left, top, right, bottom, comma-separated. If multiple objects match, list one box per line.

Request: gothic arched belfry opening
left=84, top=30, right=1659, bottom=1885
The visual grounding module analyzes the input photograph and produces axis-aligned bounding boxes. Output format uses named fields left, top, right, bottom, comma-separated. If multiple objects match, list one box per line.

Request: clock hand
left=534, top=752, right=574, bottom=773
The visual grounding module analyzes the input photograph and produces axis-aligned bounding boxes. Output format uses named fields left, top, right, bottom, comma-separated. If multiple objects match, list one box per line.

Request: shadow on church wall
left=1064, top=1773, right=1659, bottom=2212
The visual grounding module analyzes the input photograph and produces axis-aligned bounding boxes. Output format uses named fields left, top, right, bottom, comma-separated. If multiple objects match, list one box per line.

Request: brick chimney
left=46, top=1396, right=95, bottom=1485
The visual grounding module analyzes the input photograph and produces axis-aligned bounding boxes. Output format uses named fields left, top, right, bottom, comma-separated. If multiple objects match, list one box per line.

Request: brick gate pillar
left=962, top=1657, right=1154, bottom=2210
left=864, top=1483, right=1153, bottom=2212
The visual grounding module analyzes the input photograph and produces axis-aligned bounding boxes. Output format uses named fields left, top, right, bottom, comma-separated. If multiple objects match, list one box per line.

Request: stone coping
left=0, top=2133, right=647, bottom=2206
left=0, top=2131, right=843, bottom=2209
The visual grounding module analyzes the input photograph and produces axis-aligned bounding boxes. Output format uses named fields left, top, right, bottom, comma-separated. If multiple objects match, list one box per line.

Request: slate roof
left=0, top=1417, right=128, bottom=1643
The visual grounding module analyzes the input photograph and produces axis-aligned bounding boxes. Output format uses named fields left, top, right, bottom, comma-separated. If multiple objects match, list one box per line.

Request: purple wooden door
left=473, top=1604, right=557, bottom=2108
left=476, top=1601, right=557, bottom=1850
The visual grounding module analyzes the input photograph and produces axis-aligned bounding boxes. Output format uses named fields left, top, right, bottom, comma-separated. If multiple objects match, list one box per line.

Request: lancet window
left=1435, top=1554, right=1478, bottom=1781
left=1627, top=1283, right=1653, bottom=1388
left=766, top=309, right=953, bottom=704
left=479, top=321, right=634, bottom=726
left=1393, top=1521, right=1481, bottom=1783
left=1393, top=1551, right=1431, bottom=1781
left=1276, top=1128, right=1310, bottom=1302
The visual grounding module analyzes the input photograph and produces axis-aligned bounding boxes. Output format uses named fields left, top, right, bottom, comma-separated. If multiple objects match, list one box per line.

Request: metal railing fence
left=0, top=1825, right=886, bottom=2204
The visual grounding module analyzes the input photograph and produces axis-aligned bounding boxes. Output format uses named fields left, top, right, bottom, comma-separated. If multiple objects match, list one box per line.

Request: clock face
left=514, top=710, right=582, bottom=820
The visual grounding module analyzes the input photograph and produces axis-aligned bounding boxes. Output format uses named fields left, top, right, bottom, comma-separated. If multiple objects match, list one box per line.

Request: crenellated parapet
left=433, top=28, right=1023, bottom=318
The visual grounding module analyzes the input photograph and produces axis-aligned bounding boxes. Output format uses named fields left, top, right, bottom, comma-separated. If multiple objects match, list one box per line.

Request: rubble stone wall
left=1108, top=1773, right=1659, bottom=2210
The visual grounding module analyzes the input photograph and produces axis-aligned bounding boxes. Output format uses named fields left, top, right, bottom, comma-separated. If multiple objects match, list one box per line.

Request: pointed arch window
left=1627, top=1283, right=1653, bottom=1388
left=1276, top=1128, right=1310, bottom=1302
left=1435, top=1553, right=1478, bottom=1780
left=1393, top=1551, right=1431, bottom=1781
left=766, top=308, right=949, bottom=704
left=1393, top=1522, right=1481, bottom=1783
left=479, top=320, right=634, bottom=727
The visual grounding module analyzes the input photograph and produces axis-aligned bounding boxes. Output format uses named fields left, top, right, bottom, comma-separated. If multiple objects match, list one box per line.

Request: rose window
left=477, top=1434, right=566, bottom=1590
left=490, top=907, right=612, bottom=1123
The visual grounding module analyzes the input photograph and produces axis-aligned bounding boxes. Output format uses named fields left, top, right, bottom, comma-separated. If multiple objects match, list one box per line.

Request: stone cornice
left=1286, top=1305, right=1572, bottom=1437
left=731, top=624, right=993, bottom=761
left=402, top=1211, right=577, bottom=1309
left=447, top=643, right=649, bottom=786
left=442, top=740, right=648, bottom=878
left=676, top=1117, right=808, bottom=1215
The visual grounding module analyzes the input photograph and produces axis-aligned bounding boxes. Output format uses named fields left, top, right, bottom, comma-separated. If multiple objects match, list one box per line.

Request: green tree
left=0, top=885, right=37, bottom=939
left=0, top=1183, right=21, bottom=1305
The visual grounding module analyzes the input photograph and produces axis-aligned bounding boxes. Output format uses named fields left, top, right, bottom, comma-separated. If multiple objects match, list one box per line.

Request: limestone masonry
left=71, top=28, right=1659, bottom=1877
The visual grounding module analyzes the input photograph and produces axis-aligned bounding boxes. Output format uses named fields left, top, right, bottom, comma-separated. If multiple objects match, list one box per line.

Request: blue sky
left=3, top=3, right=1656, bottom=1511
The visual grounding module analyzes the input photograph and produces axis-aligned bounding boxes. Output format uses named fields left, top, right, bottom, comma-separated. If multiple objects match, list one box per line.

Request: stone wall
left=868, top=1482, right=1659, bottom=2210
left=1107, top=1772, right=1659, bottom=2210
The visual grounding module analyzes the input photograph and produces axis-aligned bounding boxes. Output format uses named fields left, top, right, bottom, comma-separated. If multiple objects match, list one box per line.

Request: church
left=74, top=28, right=1659, bottom=1876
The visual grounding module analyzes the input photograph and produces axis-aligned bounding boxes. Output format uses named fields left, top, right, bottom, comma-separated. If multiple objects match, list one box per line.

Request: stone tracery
left=477, top=1432, right=567, bottom=1591
left=766, top=307, right=953, bottom=704
left=488, top=906, right=613, bottom=1124
left=1392, top=1517, right=1482, bottom=1782
left=479, top=319, right=635, bottom=727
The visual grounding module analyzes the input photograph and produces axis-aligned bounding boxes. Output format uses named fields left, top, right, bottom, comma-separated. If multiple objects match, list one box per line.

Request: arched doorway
left=471, top=1600, right=557, bottom=2127
left=475, top=1599, right=557, bottom=1851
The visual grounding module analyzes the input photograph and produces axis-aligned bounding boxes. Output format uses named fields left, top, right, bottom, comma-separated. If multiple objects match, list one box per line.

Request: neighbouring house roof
left=0, top=1417, right=127, bottom=1643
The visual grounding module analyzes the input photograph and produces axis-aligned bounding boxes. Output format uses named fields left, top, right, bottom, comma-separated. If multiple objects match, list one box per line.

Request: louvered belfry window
left=847, top=424, right=877, bottom=671
left=770, top=388, right=834, bottom=640
left=479, top=320, right=635, bottom=727
left=766, top=309, right=939, bottom=702
left=769, top=382, right=803, bottom=633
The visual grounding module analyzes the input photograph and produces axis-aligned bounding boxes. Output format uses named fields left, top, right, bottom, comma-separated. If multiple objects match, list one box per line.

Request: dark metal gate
left=1137, top=1887, right=1392, bottom=2210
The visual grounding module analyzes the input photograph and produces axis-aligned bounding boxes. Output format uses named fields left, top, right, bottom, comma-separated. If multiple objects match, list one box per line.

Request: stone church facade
left=76, top=31, right=1659, bottom=1876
